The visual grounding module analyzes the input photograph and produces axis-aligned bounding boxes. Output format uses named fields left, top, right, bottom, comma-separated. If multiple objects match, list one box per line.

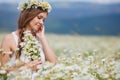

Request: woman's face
left=27, top=12, right=47, bottom=32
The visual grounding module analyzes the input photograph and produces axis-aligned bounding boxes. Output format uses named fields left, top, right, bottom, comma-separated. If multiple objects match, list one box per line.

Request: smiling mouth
left=35, top=25, right=42, bottom=32
left=37, top=24, right=40, bottom=26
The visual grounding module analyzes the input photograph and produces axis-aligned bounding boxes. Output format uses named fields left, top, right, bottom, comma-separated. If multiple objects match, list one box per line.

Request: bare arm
left=0, top=34, right=11, bottom=66
left=0, top=44, right=2, bottom=64
left=36, top=25, right=57, bottom=64
left=40, top=36, right=57, bottom=64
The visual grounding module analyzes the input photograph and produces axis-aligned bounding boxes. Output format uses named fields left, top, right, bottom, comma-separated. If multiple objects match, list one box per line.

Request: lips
left=37, top=23, right=41, bottom=27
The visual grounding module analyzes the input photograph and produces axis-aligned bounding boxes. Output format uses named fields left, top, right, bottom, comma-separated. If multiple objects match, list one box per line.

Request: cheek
left=29, top=22, right=33, bottom=29
left=33, top=17, right=39, bottom=23
left=29, top=19, right=36, bottom=27
left=29, top=20, right=39, bottom=30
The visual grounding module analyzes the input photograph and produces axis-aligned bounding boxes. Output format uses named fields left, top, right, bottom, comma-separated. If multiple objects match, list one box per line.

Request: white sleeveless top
left=10, top=32, right=45, bottom=65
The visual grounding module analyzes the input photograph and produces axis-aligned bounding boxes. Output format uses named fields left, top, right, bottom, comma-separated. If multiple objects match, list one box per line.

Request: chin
left=34, top=27, right=39, bottom=31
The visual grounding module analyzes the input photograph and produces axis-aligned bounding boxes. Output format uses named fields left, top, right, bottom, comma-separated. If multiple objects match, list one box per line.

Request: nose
left=39, top=19, right=44, bottom=25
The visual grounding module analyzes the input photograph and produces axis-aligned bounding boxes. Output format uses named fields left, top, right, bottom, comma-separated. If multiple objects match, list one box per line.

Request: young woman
left=0, top=0, right=57, bottom=72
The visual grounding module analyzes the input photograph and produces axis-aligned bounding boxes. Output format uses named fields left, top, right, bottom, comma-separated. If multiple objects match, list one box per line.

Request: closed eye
left=37, top=16, right=42, bottom=19
left=37, top=16, right=46, bottom=22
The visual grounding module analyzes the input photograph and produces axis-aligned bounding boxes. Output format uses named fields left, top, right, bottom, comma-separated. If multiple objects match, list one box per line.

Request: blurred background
left=0, top=1, right=120, bottom=79
left=0, top=0, right=120, bottom=36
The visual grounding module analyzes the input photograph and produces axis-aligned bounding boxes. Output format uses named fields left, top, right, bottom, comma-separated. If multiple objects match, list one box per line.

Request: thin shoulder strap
left=12, top=32, right=18, bottom=46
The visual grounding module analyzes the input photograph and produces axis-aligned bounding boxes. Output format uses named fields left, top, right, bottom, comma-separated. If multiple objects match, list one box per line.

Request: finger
left=37, top=64, right=42, bottom=69
left=38, top=25, right=43, bottom=31
left=33, top=58, right=41, bottom=62
left=40, top=25, right=44, bottom=31
left=33, top=60, right=42, bottom=65
left=36, top=61, right=42, bottom=65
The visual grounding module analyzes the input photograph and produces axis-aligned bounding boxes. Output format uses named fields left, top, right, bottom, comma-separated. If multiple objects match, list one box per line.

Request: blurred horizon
left=0, top=0, right=120, bottom=36
left=0, top=0, right=120, bottom=4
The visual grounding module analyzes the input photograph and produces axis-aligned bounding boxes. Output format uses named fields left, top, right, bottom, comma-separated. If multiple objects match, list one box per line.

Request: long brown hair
left=18, top=7, right=47, bottom=56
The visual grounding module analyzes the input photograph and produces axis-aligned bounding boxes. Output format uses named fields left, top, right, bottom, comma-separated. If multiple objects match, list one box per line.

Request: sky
left=0, top=0, right=120, bottom=4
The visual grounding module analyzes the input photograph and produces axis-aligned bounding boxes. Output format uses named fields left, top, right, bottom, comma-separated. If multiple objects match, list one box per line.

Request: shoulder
left=3, top=33, right=13, bottom=41
left=1, top=33, right=13, bottom=46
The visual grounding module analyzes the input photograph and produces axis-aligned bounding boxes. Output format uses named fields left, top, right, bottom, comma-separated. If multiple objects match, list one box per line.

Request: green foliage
left=0, top=74, right=7, bottom=80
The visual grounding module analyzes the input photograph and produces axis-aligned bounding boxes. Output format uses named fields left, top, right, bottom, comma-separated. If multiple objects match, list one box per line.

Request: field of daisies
left=0, top=33, right=120, bottom=80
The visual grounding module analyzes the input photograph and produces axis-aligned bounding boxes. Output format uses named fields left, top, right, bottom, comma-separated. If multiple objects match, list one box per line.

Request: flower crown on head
left=17, top=0, right=52, bottom=13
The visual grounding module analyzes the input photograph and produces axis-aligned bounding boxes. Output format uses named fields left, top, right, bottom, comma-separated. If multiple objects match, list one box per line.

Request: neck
left=17, top=25, right=36, bottom=37
left=25, top=25, right=36, bottom=36
left=26, top=25, right=32, bottom=31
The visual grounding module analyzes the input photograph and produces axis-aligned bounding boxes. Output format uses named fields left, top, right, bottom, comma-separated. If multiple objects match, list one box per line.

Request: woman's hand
left=36, top=25, right=45, bottom=40
left=25, top=59, right=42, bottom=71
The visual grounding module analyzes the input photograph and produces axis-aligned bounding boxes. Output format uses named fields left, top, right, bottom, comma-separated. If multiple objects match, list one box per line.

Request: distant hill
left=0, top=2, right=120, bottom=35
